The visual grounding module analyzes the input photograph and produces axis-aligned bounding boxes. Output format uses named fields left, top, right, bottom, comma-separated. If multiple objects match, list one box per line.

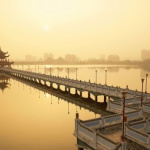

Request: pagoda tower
left=0, top=47, right=14, bottom=68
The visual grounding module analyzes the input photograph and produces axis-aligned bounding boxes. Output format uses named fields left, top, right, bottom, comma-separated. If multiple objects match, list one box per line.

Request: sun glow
left=46, top=93, right=50, bottom=98
left=44, top=26, right=49, bottom=30
left=1, top=0, right=150, bottom=60
left=45, top=65, right=51, bottom=68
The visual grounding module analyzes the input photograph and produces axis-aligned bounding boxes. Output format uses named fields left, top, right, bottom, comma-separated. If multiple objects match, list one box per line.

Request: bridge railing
left=143, top=103, right=150, bottom=113
left=80, top=109, right=142, bottom=129
left=75, top=119, right=120, bottom=150
left=111, top=96, right=146, bottom=106
left=1, top=68, right=148, bottom=100
left=107, top=100, right=136, bottom=113
left=125, top=120, right=150, bottom=149
left=8, top=72, right=107, bottom=115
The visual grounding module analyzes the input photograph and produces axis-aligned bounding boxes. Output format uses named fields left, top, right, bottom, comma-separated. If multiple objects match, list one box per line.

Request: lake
left=0, top=65, right=149, bottom=150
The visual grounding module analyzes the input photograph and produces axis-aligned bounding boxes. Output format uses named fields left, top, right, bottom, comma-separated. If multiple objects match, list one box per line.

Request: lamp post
left=58, top=98, right=59, bottom=104
left=145, top=74, right=148, bottom=93
left=50, top=67, right=51, bottom=76
left=76, top=105, right=78, bottom=113
left=35, top=66, right=36, bottom=72
left=105, top=70, right=107, bottom=85
left=68, top=68, right=69, bottom=78
left=95, top=70, right=97, bottom=84
left=141, top=78, right=145, bottom=107
left=57, top=67, right=59, bottom=76
left=44, top=66, right=46, bottom=74
left=38, top=66, right=39, bottom=73
left=121, top=91, right=127, bottom=143
left=68, top=102, right=70, bottom=114
left=51, top=95, right=52, bottom=104
left=76, top=68, right=78, bottom=80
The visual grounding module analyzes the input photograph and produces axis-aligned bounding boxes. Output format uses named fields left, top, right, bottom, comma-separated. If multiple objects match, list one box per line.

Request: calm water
left=0, top=65, right=149, bottom=150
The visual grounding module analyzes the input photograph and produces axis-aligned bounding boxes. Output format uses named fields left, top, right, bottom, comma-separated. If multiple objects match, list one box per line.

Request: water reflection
left=0, top=73, right=11, bottom=92
left=1, top=65, right=150, bottom=150
left=5, top=72, right=111, bottom=116
left=13, top=64, right=139, bottom=74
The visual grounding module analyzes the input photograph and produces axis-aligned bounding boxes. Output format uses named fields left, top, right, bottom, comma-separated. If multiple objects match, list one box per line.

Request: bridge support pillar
left=121, top=142, right=126, bottom=150
left=75, top=89, right=78, bottom=95
left=95, top=95, right=98, bottom=102
left=39, top=80, right=42, bottom=84
left=104, top=95, right=106, bottom=103
left=65, top=86, right=67, bottom=92
left=107, top=96, right=110, bottom=110
left=68, top=88, right=70, bottom=94
left=50, top=83, right=53, bottom=88
left=57, top=84, right=60, bottom=90
left=78, top=148, right=84, bottom=150
left=80, top=91, right=82, bottom=98
left=88, top=92, right=90, bottom=99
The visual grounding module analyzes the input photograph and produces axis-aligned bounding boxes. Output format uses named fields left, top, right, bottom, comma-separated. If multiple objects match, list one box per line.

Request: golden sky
left=0, top=0, right=150, bottom=60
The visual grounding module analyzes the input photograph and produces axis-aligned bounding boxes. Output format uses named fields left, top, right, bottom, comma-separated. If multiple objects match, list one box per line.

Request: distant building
left=0, top=47, right=14, bottom=68
left=141, top=49, right=150, bottom=61
left=107, top=54, right=120, bottom=62
left=25, top=55, right=37, bottom=62
left=65, top=54, right=79, bottom=63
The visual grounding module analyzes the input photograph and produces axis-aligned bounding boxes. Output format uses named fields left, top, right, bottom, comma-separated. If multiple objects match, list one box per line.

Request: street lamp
left=58, top=98, right=59, bottom=104
left=141, top=78, right=145, bottom=107
left=68, top=102, right=70, bottom=114
left=121, top=91, right=127, bottom=142
left=44, top=66, right=46, bottom=74
left=76, top=68, right=78, bottom=80
left=76, top=105, right=78, bottom=113
left=95, top=70, right=97, bottom=84
left=68, top=68, right=69, bottom=78
left=57, top=67, right=59, bottom=76
left=38, top=66, right=39, bottom=73
left=145, top=74, right=148, bottom=93
left=50, top=67, right=51, bottom=76
left=51, top=95, right=52, bottom=104
left=105, top=70, right=107, bottom=85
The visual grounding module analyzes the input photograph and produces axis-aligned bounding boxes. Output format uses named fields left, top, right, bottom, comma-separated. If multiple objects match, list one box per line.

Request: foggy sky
left=0, top=0, right=150, bottom=60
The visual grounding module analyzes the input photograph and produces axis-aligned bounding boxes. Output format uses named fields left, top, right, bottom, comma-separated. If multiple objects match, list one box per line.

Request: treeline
left=15, top=58, right=142, bottom=65
left=14, top=52, right=150, bottom=67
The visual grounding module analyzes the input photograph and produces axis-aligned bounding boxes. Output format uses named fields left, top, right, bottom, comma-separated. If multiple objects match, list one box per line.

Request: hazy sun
left=44, top=26, right=49, bottom=30
left=46, top=93, right=50, bottom=98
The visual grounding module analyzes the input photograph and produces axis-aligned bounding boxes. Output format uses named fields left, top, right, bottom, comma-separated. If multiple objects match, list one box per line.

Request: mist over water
left=0, top=65, right=149, bottom=150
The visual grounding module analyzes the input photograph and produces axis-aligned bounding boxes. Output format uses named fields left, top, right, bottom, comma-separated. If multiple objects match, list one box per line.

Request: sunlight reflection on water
left=0, top=65, right=149, bottom=150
